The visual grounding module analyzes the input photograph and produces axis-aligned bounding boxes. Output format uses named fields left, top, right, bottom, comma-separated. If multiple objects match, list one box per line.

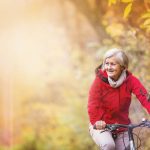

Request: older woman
left=88, top=48, right=150, bottom=150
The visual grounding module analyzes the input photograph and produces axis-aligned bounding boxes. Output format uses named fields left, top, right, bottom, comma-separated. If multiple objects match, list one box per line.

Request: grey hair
left=102, top=48, right=129, bottom=70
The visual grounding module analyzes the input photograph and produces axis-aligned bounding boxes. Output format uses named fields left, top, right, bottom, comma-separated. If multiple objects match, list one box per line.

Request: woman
left=87, top=48, right=150, bottom=150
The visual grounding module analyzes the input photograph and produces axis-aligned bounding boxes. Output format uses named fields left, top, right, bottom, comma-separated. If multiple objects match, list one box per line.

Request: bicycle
left=105, top=118, right=150, bottom=150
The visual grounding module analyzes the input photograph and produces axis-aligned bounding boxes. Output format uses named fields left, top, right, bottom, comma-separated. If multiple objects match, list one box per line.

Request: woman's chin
left=108, top=74, right=114, bottom=78
left=108, top=75, right=117, bottom=81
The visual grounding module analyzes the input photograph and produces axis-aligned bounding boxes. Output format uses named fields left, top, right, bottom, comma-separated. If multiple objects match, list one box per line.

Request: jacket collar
left=97, top=69, right=131, bottom=84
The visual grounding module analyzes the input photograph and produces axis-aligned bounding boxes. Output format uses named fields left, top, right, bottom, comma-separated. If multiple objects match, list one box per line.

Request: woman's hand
left=95, top=120, right=106, bottom=130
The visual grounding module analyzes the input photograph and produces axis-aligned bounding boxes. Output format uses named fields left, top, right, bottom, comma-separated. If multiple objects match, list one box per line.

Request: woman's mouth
left=107, top=70, right=114, bottom=73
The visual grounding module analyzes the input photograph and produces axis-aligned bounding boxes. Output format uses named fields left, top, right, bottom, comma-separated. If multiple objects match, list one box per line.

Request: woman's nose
left=107, top=64, right=112, bottom=69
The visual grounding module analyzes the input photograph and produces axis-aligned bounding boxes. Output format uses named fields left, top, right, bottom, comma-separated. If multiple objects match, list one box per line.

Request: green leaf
left=121, top=0, right=133, bottom=3
left=123, top=3, right=132, bottom=19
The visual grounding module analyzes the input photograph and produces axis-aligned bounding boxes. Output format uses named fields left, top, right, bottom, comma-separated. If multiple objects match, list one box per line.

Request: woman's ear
left=121, top=66, right=125, bottom=71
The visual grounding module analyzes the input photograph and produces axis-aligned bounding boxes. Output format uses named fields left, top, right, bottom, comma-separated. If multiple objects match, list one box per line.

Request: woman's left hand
left=95, top=120, right=106, bottom=130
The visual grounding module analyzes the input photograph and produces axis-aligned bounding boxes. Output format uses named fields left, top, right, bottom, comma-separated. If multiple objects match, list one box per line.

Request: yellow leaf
left=108, top=0, right=117, bottom=6
left=140, top=24, right=146, bottom=29
left=145, top=26, right=150, bottom=32
left=123, top=3, right=132, bottom=19
left=121, top=0, right=133, bottom=3
left=141, top=12, right=150, bottom=19
left=143, top=18, right=150, bottom=26
left=106, top=23, right=124, bottom=37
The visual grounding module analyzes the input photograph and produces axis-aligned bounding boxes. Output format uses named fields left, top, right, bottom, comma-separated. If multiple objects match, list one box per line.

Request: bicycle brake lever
left=142, top=119, right=150, bottom=128
left=145, top=121, right=150, bottom=128
left=106, top=124, right=117, bottom=131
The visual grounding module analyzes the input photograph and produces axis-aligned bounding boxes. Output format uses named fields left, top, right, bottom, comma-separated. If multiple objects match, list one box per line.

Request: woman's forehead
left=105, top=56, right=118, bottom=62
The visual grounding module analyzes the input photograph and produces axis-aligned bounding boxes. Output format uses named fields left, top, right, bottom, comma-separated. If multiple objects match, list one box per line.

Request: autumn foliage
left=0, top=0, right=150, bottom=150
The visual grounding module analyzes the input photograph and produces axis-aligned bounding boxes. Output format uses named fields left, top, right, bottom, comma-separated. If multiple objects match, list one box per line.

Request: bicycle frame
left=110, top=124, right=136, bottom=150
left=128, top=125, right=136, bottom=150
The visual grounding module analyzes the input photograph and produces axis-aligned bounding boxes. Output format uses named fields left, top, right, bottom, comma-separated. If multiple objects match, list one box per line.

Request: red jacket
left=88, top=69, right=150, bottom=125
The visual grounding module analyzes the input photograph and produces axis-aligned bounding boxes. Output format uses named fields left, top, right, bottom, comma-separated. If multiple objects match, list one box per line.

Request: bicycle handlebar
left=106, top=119, right=150, bottom=131
left=93, top=119, right=150, bottom=150
left=93, top=119, right=150, bottom=130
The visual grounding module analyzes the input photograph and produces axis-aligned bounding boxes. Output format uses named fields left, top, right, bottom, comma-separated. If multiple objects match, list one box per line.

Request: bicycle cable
left=122, top=130, right=142, bottom=150
left=135, top=126, right=144, bottom=150
left=133, top=132, right=142, bottom=150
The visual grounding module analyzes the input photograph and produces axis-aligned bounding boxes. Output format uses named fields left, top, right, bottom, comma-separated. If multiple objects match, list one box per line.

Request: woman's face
left=104, top=56, right=123, bottom=81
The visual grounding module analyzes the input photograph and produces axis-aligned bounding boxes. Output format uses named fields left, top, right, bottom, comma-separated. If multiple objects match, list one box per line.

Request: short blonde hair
left=102, top=48, right=129, bottom=69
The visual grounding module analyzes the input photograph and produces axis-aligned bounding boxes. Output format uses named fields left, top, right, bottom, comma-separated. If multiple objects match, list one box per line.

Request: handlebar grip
left=93, top=124, right=97, bottom=129
left=93, top=124, right=112, bottom=130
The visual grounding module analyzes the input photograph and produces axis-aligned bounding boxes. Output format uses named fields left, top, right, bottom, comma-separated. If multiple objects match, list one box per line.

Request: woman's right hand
left=94, top=120, right=106, bottom=130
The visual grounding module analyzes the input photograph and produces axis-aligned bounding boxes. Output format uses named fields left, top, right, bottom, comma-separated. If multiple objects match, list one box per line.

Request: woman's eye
left=105, top=63, right=116, bottom=66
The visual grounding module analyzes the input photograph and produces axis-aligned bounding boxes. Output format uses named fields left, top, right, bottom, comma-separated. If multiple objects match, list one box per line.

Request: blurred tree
left=1, top=0, right=150, bottom=150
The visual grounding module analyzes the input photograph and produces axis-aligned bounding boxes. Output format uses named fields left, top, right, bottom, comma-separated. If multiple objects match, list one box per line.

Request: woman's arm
left=130, top=75, right=150, bottom=114
left=87, top=75, right=104, bottom=125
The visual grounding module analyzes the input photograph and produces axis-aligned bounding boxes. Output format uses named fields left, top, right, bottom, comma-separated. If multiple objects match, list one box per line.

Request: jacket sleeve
left=87, top=74, right=104, bottom=125
left=130, top=75, right=150, bottom=114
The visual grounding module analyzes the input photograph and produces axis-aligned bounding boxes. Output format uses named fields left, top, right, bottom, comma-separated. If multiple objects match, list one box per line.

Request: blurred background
left=0, top=0, right=150, bottom=150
